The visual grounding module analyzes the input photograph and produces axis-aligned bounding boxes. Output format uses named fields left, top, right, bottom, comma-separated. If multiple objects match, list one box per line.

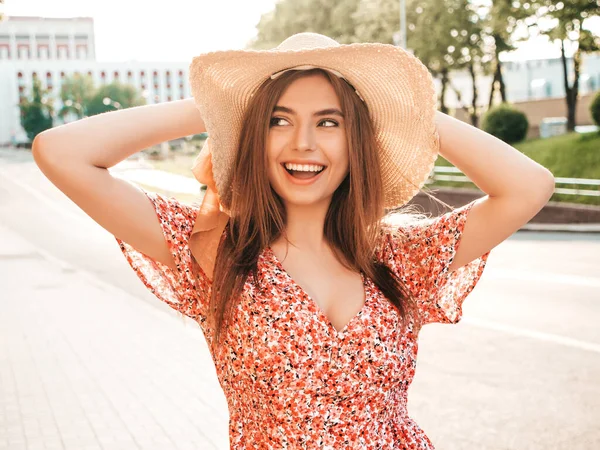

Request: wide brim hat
left=188, top=32, right=439, bottom=212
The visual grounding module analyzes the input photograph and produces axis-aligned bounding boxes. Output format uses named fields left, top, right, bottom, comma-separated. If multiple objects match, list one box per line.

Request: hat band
left=270, top=65, right=365, bottom=103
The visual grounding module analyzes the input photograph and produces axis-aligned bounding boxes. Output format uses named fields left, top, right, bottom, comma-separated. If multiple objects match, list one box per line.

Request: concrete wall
left=408, top=188, right=600, bottom=224
left=455, top=93, right=597, bottom=138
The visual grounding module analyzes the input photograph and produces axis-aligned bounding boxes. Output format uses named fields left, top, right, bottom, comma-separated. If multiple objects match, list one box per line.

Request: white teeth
left=284, top=163, right=325, bottom=172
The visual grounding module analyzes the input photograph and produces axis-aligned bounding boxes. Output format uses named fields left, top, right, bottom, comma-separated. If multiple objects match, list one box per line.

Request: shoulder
left=376, top=209, right=433, bottom=255
left=144, top=191, right=201, bottom=236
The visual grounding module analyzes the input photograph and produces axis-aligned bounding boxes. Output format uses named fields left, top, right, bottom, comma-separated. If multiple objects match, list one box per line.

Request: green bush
left=19, top=78, right=54, bottom=142
left=481, top=104, right=529, bottom=144
left=590, top=90, right=600, bottom=128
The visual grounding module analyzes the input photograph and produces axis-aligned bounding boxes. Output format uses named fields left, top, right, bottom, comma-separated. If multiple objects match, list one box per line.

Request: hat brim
left=189, top=43, right=439, bottom=210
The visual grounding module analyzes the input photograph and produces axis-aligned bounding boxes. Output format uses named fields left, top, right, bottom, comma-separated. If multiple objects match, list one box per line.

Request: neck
left=278, top=197, right=331, bottom=253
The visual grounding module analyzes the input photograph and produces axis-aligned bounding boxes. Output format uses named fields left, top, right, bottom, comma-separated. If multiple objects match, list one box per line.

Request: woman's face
left=266, top=73, right=349, bottom=209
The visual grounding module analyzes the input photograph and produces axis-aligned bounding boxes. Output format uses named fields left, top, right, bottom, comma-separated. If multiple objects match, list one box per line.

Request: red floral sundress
left=116, top=190, right=490, bottom=449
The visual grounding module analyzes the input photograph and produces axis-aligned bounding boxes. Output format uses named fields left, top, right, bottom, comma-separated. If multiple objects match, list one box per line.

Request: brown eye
left=270, top=117, right=289, bottom=127
left=319, top=119, right=338, bottom=127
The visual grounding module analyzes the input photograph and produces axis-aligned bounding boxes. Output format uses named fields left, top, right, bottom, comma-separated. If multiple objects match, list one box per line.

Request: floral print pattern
left=116, top=190, right=490, bottom=449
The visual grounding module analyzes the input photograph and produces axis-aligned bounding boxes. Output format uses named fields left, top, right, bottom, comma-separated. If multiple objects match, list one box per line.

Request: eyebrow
left=273, top=105, right=344, bottom=118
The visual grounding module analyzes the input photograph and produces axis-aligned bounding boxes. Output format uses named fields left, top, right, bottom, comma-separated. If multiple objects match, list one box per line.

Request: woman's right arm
left=32, top=98, right=206, bottom=271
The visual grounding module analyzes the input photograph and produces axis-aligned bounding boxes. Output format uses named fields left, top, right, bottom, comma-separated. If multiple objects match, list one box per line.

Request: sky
left=5, top=0, right=599, bottom=63
left=5, top=0, right=279, bottom=62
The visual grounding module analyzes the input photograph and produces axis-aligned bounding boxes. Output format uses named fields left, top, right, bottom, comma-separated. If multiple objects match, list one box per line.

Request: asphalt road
left=1, top=148, right=599, bottom=449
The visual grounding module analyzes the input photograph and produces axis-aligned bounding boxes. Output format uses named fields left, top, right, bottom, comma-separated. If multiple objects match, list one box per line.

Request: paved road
left=1, top=149, right=599, bottom=449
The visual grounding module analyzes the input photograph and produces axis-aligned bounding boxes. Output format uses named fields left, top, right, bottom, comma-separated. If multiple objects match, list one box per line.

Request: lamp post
left=393, top=0, right=407, bottom=49
left=399, top=0, right=406, bottom=49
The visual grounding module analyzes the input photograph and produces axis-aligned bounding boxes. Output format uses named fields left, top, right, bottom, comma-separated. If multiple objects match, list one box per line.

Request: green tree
left=19, top=77, right=54, bottom=142
left=451, top=0, right=490, bottom=127
left=352, top=0, right=460, bottom=113
left=531, top=0, right=600, bottom=131
left=85, top=81, right=146, bottom=116
left=251, top=0, right=361, bottom=49
left=252, top=0, right=530, bottom=126
left=484, top=0, right=535, bottom=108
left=59, top=73, right=95, bottom=120
left=356, top=0, right=490, bottom=125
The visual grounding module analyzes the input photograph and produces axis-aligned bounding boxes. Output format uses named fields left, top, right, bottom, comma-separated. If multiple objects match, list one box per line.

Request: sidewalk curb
left=520, top=223, right=600, bottom=233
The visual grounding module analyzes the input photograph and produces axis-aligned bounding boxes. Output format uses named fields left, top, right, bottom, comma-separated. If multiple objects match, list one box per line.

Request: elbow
left=32, top=130, right=62, bottom=169
left=539, top=168, right=555, bottom=202
left=529, top=168, right=555, bottom=210
left=31, top=131, right=49, bottom=167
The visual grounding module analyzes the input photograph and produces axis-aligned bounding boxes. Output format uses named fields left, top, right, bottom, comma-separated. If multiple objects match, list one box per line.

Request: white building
left=0, top=16, right=191, bottom=145
left=437, top=53, right=600, bottom=111
left=1, top=15, right=599, bottom=145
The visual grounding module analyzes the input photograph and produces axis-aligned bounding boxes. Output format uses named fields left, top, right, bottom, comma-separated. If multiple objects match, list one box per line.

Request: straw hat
left=189, top=32, right=439, bottom=212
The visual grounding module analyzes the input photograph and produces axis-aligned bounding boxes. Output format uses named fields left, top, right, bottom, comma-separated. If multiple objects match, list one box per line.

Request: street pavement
left=1, top=148, right=599, bottom=450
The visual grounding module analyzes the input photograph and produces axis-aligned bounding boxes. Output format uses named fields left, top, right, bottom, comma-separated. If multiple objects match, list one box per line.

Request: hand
left=192, top=140, right=218, bottom=193
left=191, top=139, right=230, bottom=216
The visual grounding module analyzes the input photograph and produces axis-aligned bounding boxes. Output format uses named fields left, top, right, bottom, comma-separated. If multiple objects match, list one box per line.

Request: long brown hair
left=209, top=68, right=418, bottom=347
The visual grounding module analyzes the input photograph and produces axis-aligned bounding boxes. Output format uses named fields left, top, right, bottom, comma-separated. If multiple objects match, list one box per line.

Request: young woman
left=33, top=33, right=554, bottom=449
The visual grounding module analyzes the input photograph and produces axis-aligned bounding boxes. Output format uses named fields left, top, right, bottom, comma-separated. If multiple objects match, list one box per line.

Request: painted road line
left=463, top=317, right=600, bottom=354
left=485, top=269, right=600, bottom=289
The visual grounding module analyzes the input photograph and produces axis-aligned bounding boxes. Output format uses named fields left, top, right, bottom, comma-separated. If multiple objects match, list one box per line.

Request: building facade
left=438, top=53, right=600, bottom=112
left=0, top=16, right=191, bottom=145
left=1, top=15, right=599, bottom=145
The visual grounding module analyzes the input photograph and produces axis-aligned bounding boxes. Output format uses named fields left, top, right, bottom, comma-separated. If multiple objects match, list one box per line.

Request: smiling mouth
left=282, top=164, right=326, bottom=180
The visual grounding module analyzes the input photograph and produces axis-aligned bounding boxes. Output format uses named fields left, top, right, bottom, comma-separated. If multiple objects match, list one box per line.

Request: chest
left=212, top=251, right=420, bottom=397
left=270, top=251, right=366, bottom=333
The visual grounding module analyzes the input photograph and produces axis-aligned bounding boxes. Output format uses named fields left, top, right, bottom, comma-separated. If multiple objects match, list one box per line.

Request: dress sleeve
left=383, top=200, right=490, bottom=326
left=114, top=189, right=210, bottom=321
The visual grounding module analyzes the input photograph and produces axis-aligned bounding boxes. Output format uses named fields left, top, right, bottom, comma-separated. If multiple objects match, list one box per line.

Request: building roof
left=6, top=16, right=94, bottom=22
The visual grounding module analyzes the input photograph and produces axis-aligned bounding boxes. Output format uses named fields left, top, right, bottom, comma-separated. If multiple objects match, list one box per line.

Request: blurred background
left=0, top=0, right=599, bottom=449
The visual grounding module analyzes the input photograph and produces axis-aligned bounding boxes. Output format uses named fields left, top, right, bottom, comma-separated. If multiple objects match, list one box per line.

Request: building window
left=77, top=46, right=87, bottom=59
left=58, top=45, right=69, bottom=59
left=18, top=46, right=30, bottom=60
left=38, top=46, right=49, bottom=60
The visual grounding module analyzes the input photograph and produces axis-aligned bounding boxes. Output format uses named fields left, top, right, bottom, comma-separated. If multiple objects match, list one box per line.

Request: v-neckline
left=265, top=246, right=369, bottom=336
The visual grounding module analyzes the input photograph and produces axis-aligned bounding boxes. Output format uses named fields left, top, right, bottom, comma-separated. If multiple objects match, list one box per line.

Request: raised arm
left=434, top=111, right=555, bottom=271
left=32, top=98, right=206, bottom=271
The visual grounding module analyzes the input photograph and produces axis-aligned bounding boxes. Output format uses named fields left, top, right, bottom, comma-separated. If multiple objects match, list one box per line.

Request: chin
left=279, top=192, right=331, bottom=208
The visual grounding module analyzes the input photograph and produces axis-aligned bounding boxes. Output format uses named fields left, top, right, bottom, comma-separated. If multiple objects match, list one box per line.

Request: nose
left=293, top=121, right=316, bottom=152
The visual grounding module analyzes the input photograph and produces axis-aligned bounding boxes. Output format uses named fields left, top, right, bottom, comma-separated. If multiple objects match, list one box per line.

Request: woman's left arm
left=434, top=111, right=555, bottom=271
